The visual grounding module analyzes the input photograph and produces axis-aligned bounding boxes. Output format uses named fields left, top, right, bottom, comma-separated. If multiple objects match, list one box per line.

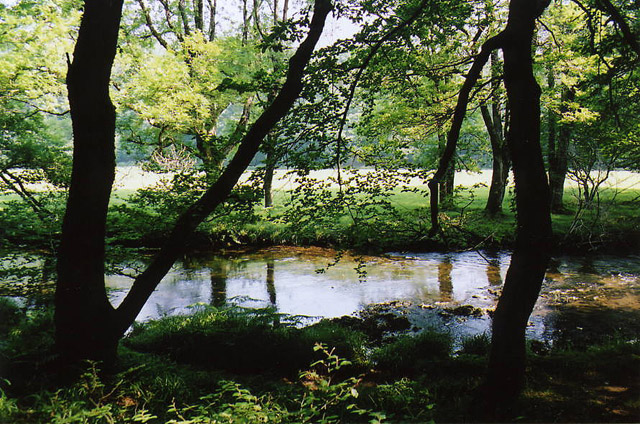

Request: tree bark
left=483, top=0, right=553, bottom=416
left=437, top=131, right=455, bottom=208
left=263, top=143, right=275, bottom=208
left=55, top=0, right=124, bottom=362
left=482, top=103, right=510, bottom=214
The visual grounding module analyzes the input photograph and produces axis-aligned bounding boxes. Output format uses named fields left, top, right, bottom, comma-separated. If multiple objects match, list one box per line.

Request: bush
left=123, top=306, right=368, bottom=376
left=460, top=333, right=491, bottom=356
left=373, top=331, right=452, bottom=374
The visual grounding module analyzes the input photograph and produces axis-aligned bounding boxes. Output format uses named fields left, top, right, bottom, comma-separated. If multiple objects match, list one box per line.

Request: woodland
left=0, top=0, right=639, bottom=422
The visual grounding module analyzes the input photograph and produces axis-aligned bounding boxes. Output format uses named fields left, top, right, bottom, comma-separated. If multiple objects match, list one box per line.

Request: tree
left=484, top=0, right=552, bottom=412
left=0, top=1, right=77, bottom=217
left=481, top=50, right=510, bottom=215
left=116, top=5, right=263, bottom=174
left=427, top=0, right=552, bottom=415
left=55, top=0, right=332, bottom=362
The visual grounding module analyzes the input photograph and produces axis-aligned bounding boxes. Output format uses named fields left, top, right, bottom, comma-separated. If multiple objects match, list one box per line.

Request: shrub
left=124, top=306, right=368, bottom=376
left=373, top=331, right=452, bottom=374
left=460, top=333, right=491, bottom=356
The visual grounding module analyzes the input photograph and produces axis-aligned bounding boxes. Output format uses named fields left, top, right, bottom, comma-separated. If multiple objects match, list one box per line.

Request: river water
left=103, top=246, right=640, bottom=346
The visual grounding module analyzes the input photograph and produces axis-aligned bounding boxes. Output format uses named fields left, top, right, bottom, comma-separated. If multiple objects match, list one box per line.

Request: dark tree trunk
left=482, top=104, right=510, bottom=214
left=483, top=51, right=510, bottom=215
left=55, top=0, right=332, bottom=362
left=483, top=0, right=552, bottom=416
left=55, top=0, right=125, bottom=362
left=194, top=0, right=204, bottom=31
left=207, top=0, right=217, bottom=41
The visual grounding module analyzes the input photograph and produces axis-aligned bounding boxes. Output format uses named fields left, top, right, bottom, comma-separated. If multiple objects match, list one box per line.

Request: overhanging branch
left=428, top=32, right=506, bottom=236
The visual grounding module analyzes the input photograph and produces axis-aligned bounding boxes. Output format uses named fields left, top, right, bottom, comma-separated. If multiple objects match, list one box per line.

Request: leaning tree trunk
left=55, top=0, right=125, bottom=363
left=484, top=0, right=553, bottom=416
left=263, top=143, right=276, bottom=208
left=55, top=0, right=332, bottom=362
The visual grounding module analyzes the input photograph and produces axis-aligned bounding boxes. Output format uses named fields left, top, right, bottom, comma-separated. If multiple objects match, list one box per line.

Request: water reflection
left=266, top=260, right=276, bottom=306
left=437, top=257, right=453, bottom=302
left=101, top=248, right=640, bottom=327
left=210, top=260, right=227, bottom=307
left=484, top=251, right=503, bottom=286
left=2, top=247, right=639, bottom=345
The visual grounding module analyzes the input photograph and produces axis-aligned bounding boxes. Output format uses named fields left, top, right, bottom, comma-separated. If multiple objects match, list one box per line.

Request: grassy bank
left=177, top=186, right=640, bottom=253
left=1, top=179, right=638, bottom=254
left=1, top=299, right=638, bottom=423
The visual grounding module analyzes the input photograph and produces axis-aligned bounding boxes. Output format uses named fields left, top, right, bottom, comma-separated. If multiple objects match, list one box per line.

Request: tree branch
left=594, top=0, right=640, bottom=57
left=334, top=0, right=430, bottom=180
left=135, top=0, right=169, bottom=49
left=428, top=32, right=506, bottom=235
left=114, top=0, right=333, bottom=334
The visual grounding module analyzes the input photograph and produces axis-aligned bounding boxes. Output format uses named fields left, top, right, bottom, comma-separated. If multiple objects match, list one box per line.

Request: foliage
left=460, top=332, right=491, bottom=356
left=282, top=168, right=433, bottom=249
left=109, top=172, right=262, bottom=245
left=123, top=305, right=367, bottom=376
left=0, top=192, right=66, bottom=248
left=0, top=1, right=75, bottom=215
left=372, top=330, right=452, bottom=373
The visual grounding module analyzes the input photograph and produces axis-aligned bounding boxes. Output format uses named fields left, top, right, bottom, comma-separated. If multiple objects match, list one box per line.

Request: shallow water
left=104, top=247, right=640, bottom=344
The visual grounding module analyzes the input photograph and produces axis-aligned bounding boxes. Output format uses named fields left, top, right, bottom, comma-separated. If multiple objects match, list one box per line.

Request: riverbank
left=3, top=168, right=638, bottom=254
left=1, top=294, right=638, bottom=423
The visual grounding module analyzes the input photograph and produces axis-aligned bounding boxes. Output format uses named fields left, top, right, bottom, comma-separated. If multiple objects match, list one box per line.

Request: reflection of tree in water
left=266, top=260, right=276, bottom=306
left=438, top=257, right=453, bottom=302
left=209, top=260, right=228, bottom=307
left=206, top=256, right=277, bottom=308
left=485, top=251, right=503, bottom=286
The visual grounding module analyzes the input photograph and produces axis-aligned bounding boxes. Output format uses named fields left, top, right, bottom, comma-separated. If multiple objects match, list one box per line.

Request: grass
left=1, top=174, right=638, bottom=253
left=232, top=185, right=639, bottom=253
left=1, top=298, right=638, bottom=423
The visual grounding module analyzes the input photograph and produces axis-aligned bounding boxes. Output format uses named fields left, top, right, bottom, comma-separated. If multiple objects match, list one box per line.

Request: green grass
left=1, top=183, right=638, bottom=253
left=1, top=298, right=638, bottom=423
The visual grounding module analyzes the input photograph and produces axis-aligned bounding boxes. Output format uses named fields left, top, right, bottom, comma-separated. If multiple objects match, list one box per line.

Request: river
left=100, top=246, right=640, bottom=347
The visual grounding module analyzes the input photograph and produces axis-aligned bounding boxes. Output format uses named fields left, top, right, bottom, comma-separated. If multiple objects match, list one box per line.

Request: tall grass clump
left=373, top=330, right=452, bottom=374
left=123, top=305, right=367, bottom=376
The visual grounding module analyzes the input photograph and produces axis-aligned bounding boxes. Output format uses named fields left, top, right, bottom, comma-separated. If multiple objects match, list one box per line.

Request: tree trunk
left=263, top=145, right=275, bottom=208
left=483, top=51, right=510, bottom=215
left=549, top=85, right=573, bottom=213
left=207, top=0, right=217, bottom=41
left=483, top=0, right=552, bottom=416
left=55, top=0, right=125, bottom=362
left=437, top=131, right=454, bottom=208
